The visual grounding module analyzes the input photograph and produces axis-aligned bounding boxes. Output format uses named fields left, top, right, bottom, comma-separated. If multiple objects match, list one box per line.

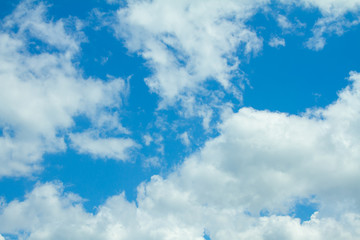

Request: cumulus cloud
left=0, top=0, right=133, bottom=177
left=112, top=0, right=266, bottom=108
left=0, top=182, right=143, bottom=239
left=2, top=72, right=360, bottom=238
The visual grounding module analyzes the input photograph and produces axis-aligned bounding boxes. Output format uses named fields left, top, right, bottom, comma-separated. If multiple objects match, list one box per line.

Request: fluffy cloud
left=0, top=1, right=133, bottom=177
left=113, top=0, right=267, bottom=106
left=0, top=182, right=142, bottom=239
left=2, top=72, right=360, bottom=239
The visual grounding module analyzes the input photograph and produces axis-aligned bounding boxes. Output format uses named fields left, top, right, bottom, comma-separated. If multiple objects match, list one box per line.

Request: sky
left=1, top=0, right=360, bottom=239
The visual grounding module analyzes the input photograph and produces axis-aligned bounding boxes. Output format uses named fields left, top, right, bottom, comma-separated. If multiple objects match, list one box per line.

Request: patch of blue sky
left=0, top=126, right=15, bottom=138
left=0, top=0, right=21, bottom=19
left=242, top=9, right=360, bottom=114
left=203, top=231, right=211, bottom=240
left=47, top=0, right=118, bottom=21
left=39, top=149, right=151, bottom=212
left=291, top=198, right=319, bottom=222
left=0, top=178, right=32, bottom=203
left=258, top=197, right=319, bottom=222
left=1, top=233, right=20, bottom=240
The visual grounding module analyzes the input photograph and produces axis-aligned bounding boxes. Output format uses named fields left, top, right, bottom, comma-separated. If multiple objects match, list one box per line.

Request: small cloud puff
left=143, top=134, right=153, bottom=146
left=178, top=132, right=190, bottom=147
left=269, top=36, right=286, bottom=48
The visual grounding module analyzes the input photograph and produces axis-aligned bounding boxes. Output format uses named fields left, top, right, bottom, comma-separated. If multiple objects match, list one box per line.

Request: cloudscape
left=1, top=0, right=360, bottom=239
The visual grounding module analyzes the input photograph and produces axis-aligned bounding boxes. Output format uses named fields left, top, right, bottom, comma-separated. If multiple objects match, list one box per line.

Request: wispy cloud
left=269, top=36, right=286, bottom=47
left=112, top=0, right=266, bottom=117
left=0, top=0, right=133, bottom=177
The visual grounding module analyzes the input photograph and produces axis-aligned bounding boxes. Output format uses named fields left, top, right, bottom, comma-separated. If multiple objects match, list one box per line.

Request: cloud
left=305, top=16, right=360, bottom=50
left=0, top=182, right=142, bottom=239
left=143, top=134, right=153, bottom=146
left=178, top=132, right=191, bottom=146
left=277, top=14, right=294, bottom=30
left=69, top=131, right=138, bottom=161
left=278, top=0, right=360, bottom=50
left=2, top=72, right=360, bottom=238
left=0, top=0, right=132, bottom=177
left=112, top=0, right=267, bottom=108
left=294, top=0, right=360, bottom=17
left=108, top=0, right=360, bottom=125
left=268, top=36, right=286, bottom=47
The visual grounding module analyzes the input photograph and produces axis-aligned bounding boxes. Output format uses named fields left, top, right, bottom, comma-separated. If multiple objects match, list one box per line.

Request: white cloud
left=178, top=132, right=190, bottom=147
left=70, top=131, right=138, bottom=161
left=106, top=0, right=360, bottom=130
left=305, top=16, right=360, bottom=50
left=268, top=36, right=286, bottom=47
left=107, top=0, right=360, bottom=112
left=113, top=0, right=267, bottom=107
left=0, top=0, right=132, bottom=177
left=0, top=182, right=144, bottom=239
left=278, top=0, right=360, bottom=50
left=143, top=134, right=153, bottom=146
left=294, top=0, right=360, bottom=17
left=277, top=14, right=294, bottom=30
left=2, top=72, right=360, bottom=238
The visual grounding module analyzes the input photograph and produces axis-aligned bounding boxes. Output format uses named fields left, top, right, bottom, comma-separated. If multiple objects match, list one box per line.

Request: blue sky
left=1, top=0, right=360, bottom=239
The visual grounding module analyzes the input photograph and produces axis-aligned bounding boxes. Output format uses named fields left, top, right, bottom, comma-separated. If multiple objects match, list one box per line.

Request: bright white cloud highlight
left=2, top=72, right=360, bottom=238
left=0, top=0, right=133, bottom=177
